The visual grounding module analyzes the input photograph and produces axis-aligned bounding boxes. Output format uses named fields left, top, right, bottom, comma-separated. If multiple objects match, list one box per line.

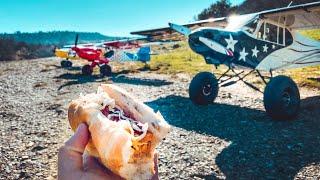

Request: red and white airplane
left=56, top=35, right=151, bottom=76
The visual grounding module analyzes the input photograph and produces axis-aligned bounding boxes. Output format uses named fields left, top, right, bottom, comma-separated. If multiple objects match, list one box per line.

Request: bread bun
left=68, top=84, right=170, bottom=179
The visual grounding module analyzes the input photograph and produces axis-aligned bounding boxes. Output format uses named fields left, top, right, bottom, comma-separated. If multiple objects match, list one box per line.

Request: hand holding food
left=67, top=84, right=170, bottom=180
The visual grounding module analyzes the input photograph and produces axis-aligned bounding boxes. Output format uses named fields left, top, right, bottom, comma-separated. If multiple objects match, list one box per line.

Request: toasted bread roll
left=68, top=84, right=170, bottom=180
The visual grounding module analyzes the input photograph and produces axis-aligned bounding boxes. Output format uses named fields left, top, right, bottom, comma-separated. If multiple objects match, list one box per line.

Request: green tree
left=197, top=0, right=316, bottom=20
left=197, top=0, right=236, bottom=20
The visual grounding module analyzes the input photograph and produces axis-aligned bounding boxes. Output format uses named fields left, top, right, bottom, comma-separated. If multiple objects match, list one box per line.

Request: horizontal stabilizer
left=169, top=23, right=191, bottom=36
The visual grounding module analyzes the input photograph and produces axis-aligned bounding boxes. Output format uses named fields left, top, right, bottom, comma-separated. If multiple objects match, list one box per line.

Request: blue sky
left=0, top=0, right=244, bottom=36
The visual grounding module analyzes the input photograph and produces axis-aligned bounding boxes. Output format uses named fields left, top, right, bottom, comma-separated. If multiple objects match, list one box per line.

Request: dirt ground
left=0, top=58, right=319, bottom=179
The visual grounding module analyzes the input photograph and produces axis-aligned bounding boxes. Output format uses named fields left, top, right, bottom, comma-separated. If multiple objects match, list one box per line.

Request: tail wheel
left=263, top=75, right=300, bottom=120
left=61, top=60, right=67, bottom=68
left=66, top=60, right=72, bottom=67
left=189, top=72, right=219, bottom=105
left=61, top=60, right=72, bottom=68
left=82, top=65, right=93, bottom=75
left=100, top=64, right=112, bottom=76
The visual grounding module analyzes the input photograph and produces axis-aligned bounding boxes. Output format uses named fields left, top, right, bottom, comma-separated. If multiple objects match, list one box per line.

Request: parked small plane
left=131, top=2, right=320, bottom=120
left=54, top=43, right=95, bottom=67
left=55, top=35, right=152, bottom=76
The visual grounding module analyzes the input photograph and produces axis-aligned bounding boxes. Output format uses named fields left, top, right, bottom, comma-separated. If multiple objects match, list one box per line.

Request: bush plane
left=54, top=43, right=95, bottom=67
left=55, top=35, right=152, bottom=76
left=131, top=2, right=320, bottom=120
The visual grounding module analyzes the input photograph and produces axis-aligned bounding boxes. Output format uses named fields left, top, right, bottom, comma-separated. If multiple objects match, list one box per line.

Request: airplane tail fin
left=137, top=46, right=151, bottom=62
left=119, top=46, right=151, bottom=62
left=137, top=46, right=151, bottom=54
left=169, top=23, right=191, bottom=36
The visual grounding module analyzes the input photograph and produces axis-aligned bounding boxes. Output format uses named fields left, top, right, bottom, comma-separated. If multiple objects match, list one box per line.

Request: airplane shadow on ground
left=54, top=72, right=173, bottom=91
left=63, top=66, right=82, bottom=71
left=146, top=95, right=320, bottom=179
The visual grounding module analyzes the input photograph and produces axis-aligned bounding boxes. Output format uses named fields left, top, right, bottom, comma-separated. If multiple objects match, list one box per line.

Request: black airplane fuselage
left=188, top=28, right=293, bottom=69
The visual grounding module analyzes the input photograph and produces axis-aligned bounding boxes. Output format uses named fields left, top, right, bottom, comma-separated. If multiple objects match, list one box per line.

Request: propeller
left=74, top=34, right=79, bottom=47
left=52, top=45, right=57, bottom=53
left=199, top=37, right=233, bottom=57
left=168, top=23, right=191, bottom=36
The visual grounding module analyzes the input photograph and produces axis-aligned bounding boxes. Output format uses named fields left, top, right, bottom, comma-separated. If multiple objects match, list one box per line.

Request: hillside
left=0, top=31, right=125, bottom=61
left=0, top=31, right=123, bottom=46
left=0, top=38, right=53, bottom=61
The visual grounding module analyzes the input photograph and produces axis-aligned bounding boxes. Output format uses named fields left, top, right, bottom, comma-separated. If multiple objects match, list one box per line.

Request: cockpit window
left=256, top=21, right=290, bottom=46
left=257, top=24, right=262, bottom=39
left=243, top=19, right=258, bottom=34
left=285, top=28, right=293, bottom=45
left=265, top=23, right=278, bottom=43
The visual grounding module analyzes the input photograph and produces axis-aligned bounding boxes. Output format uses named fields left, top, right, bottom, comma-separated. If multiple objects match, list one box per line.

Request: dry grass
left=111, top=42, right=214, bottom=75
left=286, top=66, right=320, bottom=89
left=299, top=29, right=320, bottom=40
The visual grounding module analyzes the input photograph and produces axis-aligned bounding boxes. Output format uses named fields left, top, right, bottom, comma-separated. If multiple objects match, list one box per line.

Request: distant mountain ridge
left=0, top=31, right=124, bottom=46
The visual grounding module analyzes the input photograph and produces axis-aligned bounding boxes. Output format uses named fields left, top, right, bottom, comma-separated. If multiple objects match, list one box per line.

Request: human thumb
left=58, top=123, right=89, bottom=179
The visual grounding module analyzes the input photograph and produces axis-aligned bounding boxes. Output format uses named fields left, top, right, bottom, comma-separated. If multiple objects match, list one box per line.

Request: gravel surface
left=0, top=58, right=319, bottom=179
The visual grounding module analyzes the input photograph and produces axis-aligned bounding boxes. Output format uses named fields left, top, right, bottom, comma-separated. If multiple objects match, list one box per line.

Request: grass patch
left=112, top=42, right=214, bottom=75
left=286, top=66, right=320, bottom=89
left=299, top=29, right=320, bottom=40
left=150, top=47, right=212, bottom=75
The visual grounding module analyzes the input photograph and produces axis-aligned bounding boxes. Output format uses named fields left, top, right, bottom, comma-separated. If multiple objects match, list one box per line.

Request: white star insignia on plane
left=225, top=34, right=238, bottom=52
left=263, top=44, right=268, bottom=52
left=239, top=47, right=248, bottom=61
left=251, top=46, right=259, bottom=58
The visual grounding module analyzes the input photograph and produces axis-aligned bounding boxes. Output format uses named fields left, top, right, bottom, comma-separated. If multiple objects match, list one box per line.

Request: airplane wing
left=258, top=1, right=320, bottom=30
left=63, top=43, right=94, bottom=48
left=103, top=37, right=148, bottom=49
left=130, top=17, right=227, bottom=41
left=131, top=2, right=320, bottom=40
